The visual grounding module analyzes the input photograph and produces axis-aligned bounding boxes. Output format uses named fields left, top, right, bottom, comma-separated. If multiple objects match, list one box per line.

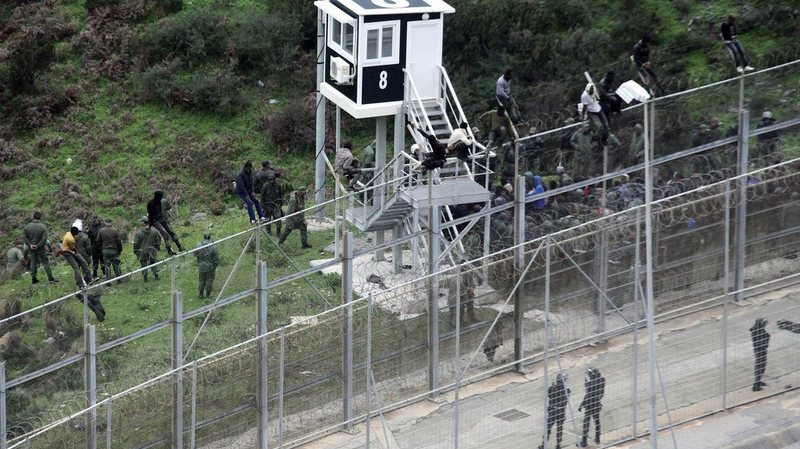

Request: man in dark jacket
left=579, top=367, right=606, bottom=447
left=147, top=191, right=179, bottom=255
left=98, top=219, right=124, bottom=282
left=750, top=318, right=770, bottom=391
left=278, top=187, right=311, bottom=249
left=411, top=123, right=448, bottom=172
left=632, top=34, right=665, bottom=96
left=194, top=233, right=220, bottom=299
left=598, top=71, right=622, bottom=122
left=23, top=211, right=57, bottom=284
left=260, top=173, right=284, bottom=236
left=235, top=160, right=266, bottom=224
left=87, top=215, right=106, bottom=278
left=133, top=216, right=161, bottom=281
left=721, top=15, right=753, bottom=73
left=539, top=373, right=570, bottom=449
left=160, top=196, right=183, bottom=252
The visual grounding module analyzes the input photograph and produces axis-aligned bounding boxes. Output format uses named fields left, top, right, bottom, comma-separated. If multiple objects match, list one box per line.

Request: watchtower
left=314, top=0, right=491, bottom=272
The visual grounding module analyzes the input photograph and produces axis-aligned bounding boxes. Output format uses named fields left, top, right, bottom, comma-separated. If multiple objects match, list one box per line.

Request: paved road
left=298, top=287, right=800, bottom=449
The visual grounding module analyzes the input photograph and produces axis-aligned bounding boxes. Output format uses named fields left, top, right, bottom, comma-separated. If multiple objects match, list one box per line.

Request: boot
left=32, top=276, right=39, bottom=285
left=579, top=437, right=587, bottom=447
left=302, top=243, right=312, bottom=249
left=167, top=246, right=177, bottom=256
left=205, top=289, right=212, bottom=298
left=175, top=240, right=183, bottom=252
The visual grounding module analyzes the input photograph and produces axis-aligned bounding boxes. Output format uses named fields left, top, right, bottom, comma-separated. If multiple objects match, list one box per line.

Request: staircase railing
left=403, top=69, right=435, bottom=139
left=437, top=65, right=490, bottom=178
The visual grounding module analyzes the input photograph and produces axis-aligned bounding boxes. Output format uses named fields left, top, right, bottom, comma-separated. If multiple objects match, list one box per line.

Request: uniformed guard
left=578, top=367, right=606, bottom=447
left=133, top=216, right=161, bottom=281
left=87, top=215, right=106, bottom=278
left=98, top=219, right=124, bottom=282
left=750, top=318, right=770, bottom=391
left=278, top=187, right=312, bottom=249
left=539, top=373, right=570, bottom=449
left=260, top=173, right=284, bottom=236
left=23, top=211, right=57, bottom=284
left=194, top=233, right=220, bottom=299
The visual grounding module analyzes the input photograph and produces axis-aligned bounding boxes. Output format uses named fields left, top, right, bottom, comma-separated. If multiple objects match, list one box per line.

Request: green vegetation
left=0, top=0, right=799, bottom=439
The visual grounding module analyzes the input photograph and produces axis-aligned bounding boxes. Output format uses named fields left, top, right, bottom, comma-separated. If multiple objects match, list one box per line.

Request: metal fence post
left=84, top=324, right=97, bottom=449
left=314, top=7, right=327, bottom=220
left=735, top=110, right=749, bottom=302
left=190, top=362, right=197, bottom=449
left=105, top=400, right=112, bottom=449
left=366, top=295, right=373, bottom=449
left=171, top=292, right=183, bottom=449
left=428, top=205, right=441, bottom=396
left=376, top=117, right=388, bottom=262
left=643, top=100, right=658, bottom=449
left=342, top=232, right=355, bottom=428
left=632, top=209, right=642, bottom=438
left=256, top=261, right=269, bottom=449
left=453, top=263, right=462, bottom=449
left=722, top=181, right=732, bottom=410
left=278, top=329, right=285, bottom=448
left=1, top=362, right=6, bottom=449
left=541, top=236, right=551, bottom=449
left=514, top=175, right=525, bottom=372
left=596, top=144, right=609, bottom=335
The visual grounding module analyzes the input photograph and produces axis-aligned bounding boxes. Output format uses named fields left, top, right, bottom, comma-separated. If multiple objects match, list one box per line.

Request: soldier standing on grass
left=87, top=215, right=106, bottom=278
left=260, top=173, right=284, bottom=236
left=160, top=195, right=184, bottom=252
left=98, top=219, right=124, bottom=283
left=23, top=211, right=58, bottom=285
left=194, top=233, right=220, bottom=299
left=133, top=216, right=161, bottom=282
left=278, top=187, right=312, bottom=249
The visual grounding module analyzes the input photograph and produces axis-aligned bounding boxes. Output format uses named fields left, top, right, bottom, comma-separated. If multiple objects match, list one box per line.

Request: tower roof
left=319, top=0, right=454, bottom=16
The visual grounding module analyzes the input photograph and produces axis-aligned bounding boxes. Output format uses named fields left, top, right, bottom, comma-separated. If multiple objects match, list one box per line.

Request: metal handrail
left=403, top=69, right=435, bottom=137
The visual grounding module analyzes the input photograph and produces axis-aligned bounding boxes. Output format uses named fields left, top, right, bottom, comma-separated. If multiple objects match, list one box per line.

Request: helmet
left=556, top=372, right=567, bottom=384
left=586, top=367, right=600, bottom=378
left=410, top=144, right=420, bottom=153
left=762, top=110, right=773, bottom=120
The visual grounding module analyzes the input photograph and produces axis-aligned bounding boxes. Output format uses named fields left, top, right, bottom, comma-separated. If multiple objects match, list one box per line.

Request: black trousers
left=582, top=409, right=601, bottom=442
left=543, top=412, right=565, bottom=447
left=754, top=348, right=767, bottom=385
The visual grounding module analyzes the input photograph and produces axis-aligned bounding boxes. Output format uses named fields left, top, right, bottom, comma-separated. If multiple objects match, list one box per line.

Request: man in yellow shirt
left=61, top=225, right=92, bottom=289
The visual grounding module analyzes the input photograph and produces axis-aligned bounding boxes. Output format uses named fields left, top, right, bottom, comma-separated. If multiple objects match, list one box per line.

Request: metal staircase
left=343, top=66, right=492, bottom=264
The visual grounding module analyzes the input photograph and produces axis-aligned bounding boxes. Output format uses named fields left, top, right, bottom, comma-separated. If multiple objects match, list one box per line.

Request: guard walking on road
left=578, top=367, right=606, bottom=447
left=539, top=373, right=570, bottom=449
left=750, top=318, right=770, bottom=391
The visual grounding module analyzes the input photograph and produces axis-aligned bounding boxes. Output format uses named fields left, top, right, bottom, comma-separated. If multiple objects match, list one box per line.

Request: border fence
left=1, top=60, right=799, bottom=449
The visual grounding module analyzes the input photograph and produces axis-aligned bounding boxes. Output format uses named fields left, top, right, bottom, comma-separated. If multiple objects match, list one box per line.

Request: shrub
left=140, top=7, right=226, bottom=65
left=136, top=60, right=246, bottom=115
left=228, top=12, right=302, bottom=72
left=0, top=2, right=75, bottom=95
left=258, top=94, right=315, bottom=155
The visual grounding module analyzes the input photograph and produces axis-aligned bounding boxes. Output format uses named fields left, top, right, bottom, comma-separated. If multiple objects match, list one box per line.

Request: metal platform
left=400, top=177, right=491, bottom=209
left=344, top=178, right=490, bottom=232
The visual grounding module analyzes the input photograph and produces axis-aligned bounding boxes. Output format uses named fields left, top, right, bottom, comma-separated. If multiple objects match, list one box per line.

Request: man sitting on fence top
left=495, top=69, right=521, bottom=124
left=448, top=122, right=474, bottom=163
left=721, top=15, right=754, bottom=73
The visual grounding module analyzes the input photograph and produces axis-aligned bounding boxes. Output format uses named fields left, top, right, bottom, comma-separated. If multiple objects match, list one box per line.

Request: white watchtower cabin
left=314, top=0, right=491, bottom=272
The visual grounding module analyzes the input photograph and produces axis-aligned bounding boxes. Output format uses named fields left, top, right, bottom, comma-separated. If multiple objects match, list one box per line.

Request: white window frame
left=328, top=16, right=357, bottom=62
left=361, top=21, right=400, bottom=67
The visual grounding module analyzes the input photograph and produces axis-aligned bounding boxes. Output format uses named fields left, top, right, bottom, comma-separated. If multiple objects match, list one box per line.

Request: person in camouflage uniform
left=160, top=196, right=183, bottom=252
left=23, top=211, right=57, bottom=284
left=449, top=261, right=480, bottom=328
left=87, top=215, right=106, bottom=278
left=260, top=173, right=284, bottom=236
left=76, top=226, right=93, bottom=267
left=278, top=187, right=312, bottom=249
left=133, top=216, right=161, bottom=281
left=98, top=219, right=124, bottom=282
left=194, top=233, right=220, bottom=299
